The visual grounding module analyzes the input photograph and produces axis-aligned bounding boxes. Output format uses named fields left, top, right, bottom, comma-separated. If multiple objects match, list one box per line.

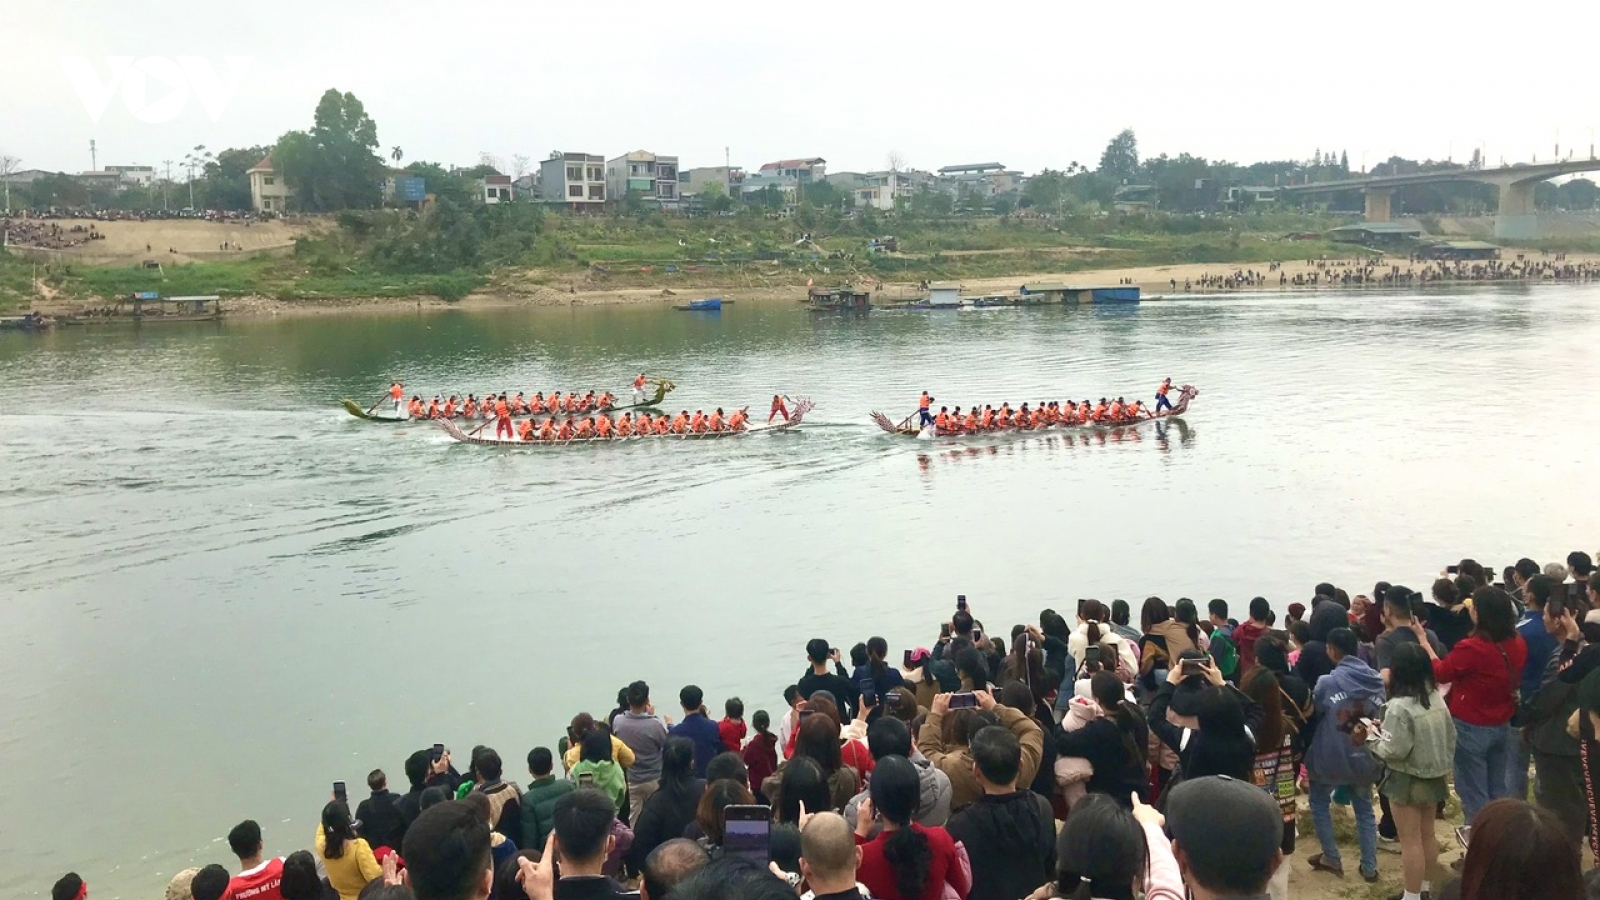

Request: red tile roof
left=247, top=153, right=274, bottom=173
left=760, top=157, right=825, bottom=171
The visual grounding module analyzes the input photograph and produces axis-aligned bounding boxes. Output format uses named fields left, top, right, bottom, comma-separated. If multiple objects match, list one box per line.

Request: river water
left=1, top=286, right=1596, bottom=896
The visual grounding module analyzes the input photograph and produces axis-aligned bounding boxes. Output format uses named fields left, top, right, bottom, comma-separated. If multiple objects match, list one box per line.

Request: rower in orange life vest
left=671, top=411, right=690, bottom=434
left=616, top=412, right=633, bottom=437
left=708, top=408, right=725, bottom=432
left=388, top=382, right=404, bottom=416
left=595, top=415, right=613, bottom=438
left=633, top=373, right=649, bottom=404
left=538, top=418, right=556, bottom=441
left=1154, top=377, right=1175, bottom=413
left=494, top=394, right=513, bottom=439
left=934, top=406, right=951, bottom=434
left=1108, top=398, right=1124, bottom=421
left=517, top=418, right=535, bottom=442
left=918, top=391, right=934, bottom=428
left=727, top=408, right=748, bottom=431
left=408, top=396, right=424, bottom=418
left=769, top=394, right=789, bottom=424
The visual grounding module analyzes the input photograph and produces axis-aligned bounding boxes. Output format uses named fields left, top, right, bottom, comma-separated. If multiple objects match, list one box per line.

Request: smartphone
left=956, top=594, right=968, bottom=612
left=1456, top=825, right=1472, bottom=849
left=939, top=623, right=952, bottom=639
left=903, top=649, right=915, bottom=668
left=333, top=781, right=348, bottom=803
left=578, top=772, right=595, bottom=787
left=1447, top=564, right=1459, bottom=575
left=885, top=691, right=905, bottom=713
left=1549, top=597, right=1565, bottom=618
left=949, top=692, right=979, bottom=709
left=1085, top=645, right=1102, bottom=665
left=722, top=805, right=772, bottom=865
left=431, top=743, right=445, bottom=763
left=1180, top=657, right=1210, bottom=676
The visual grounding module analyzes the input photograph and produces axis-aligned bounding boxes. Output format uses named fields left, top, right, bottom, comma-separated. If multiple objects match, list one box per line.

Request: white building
left=539, top=152, right=606, bottom=208
left=247, top=154, right=292, bottom=213
left=104, top=165, right=156, bottom=188
left=605, top=150, right=680, bottom=208
left=678, top=166, right=744, bottom=198
left=757, top=158, right=826, bottom=183
left=480, top=174, right=513, bottom=204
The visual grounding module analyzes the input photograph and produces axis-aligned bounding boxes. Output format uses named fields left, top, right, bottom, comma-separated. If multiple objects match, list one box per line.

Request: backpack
left=1208, top=631, right=1239, bottom=679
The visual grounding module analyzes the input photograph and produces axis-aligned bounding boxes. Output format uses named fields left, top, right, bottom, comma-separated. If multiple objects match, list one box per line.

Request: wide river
left=2, top=285, right=1597, bottom=896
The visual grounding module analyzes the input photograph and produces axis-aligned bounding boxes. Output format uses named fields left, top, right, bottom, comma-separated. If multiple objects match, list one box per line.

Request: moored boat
left=439, top=399, right=815, bottom=446
left=340, top=380, right=675, bottom=423
left=672, top=297, right=726, bottom=311
left=870, top=385, right=1198, bottom=438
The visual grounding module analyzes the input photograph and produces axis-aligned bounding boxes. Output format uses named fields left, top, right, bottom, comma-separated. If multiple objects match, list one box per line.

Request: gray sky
left=4, top=0, right=1596, bottom=178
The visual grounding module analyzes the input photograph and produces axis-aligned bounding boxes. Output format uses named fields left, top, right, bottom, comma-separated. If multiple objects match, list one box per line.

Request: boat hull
left=870, top=386, right=1198, bottom=438
left=340, top=381, right=675, bottom=423
left=440, top=400, right=814, bottom=447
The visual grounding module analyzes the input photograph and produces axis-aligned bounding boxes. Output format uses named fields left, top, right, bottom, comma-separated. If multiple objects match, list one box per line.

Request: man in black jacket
left=355, top=768, right=408, bottom=852
left=798, top=639, right=858, bottom=719
left=398, top=748, right=464, bottom=829
left=944, top=725, right=1055, bottom=900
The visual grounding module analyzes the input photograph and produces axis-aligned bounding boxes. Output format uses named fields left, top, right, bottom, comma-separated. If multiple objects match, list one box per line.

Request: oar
left=364, top=394, right=389, bottom=415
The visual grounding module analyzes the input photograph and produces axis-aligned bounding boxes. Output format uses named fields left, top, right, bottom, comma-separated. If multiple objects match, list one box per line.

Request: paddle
left=364, top=394, right=389, bottom=416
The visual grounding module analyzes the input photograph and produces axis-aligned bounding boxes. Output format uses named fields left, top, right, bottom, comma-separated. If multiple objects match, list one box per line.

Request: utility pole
left=0, top=155, right=18, bottom=213
left=161, top=159, right=173, bottom=210
left=90, top=139, right=97, bottom=172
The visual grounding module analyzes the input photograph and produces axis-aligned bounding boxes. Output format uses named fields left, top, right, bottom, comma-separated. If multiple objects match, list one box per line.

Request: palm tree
left=391, top=146, right=403, bottom=166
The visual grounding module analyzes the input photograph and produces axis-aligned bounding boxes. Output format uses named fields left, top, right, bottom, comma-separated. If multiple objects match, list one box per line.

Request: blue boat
left=674, top=297, right=725, bottom=311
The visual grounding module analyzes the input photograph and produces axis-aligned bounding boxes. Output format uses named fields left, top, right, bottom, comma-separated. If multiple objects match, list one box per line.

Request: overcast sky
left=4, top=0, right=1596, bottom=178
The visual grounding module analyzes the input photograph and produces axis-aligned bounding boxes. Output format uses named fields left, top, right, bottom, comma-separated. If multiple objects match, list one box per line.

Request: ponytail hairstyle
left=1082, top=599, right=1108, bottom=647
left=1091, top=671, right=1145, bottom=772
left=1173, top=598, right=1202, bottom=648
left=870, top=757, right=930, bottom=899
left=867, top=636, right=889, bottom=677
left=1056, top=794, right=1145, bottom=900
left=320, top=801, right=356, bottom=860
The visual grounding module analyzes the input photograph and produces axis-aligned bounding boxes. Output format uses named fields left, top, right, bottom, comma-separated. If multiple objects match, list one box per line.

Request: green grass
left=42, top=254, right=484, bottom=303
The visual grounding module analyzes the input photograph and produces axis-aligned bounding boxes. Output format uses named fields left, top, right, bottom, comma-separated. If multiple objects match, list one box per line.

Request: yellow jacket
left=314, top=828, right=380, bottom=900
left=563, top=734, right=636, bottom=772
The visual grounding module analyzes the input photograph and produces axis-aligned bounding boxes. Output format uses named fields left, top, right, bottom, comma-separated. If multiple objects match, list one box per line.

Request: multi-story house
left=758, top=157, right=826, bottom=183
left=538, top=152, right=606, bottom=208
left=605, top=151, right=680, bottom=208
left=247, top=154, right=293, bottom=213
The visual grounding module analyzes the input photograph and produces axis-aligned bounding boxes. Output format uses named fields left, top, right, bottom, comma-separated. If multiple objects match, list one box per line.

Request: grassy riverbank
left=4, top=209, right=1593, bottom=316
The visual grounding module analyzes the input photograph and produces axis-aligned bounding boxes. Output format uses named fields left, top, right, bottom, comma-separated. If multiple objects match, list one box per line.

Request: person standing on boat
left=633, top=373, right=649, bottom=404
left=769, top=394, right=789, bottom=424
left=494, top=394, right=513, bottom=440
left=918, top=392, right=934, bottom=429
left=389, top=382, right=404, bottom=416
left=1155, top=378, right=1175, bottom=414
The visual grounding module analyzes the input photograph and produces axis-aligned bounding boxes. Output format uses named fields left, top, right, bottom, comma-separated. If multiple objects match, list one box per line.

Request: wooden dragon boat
left=870, top=385, right=1197, bottom=438
left=340, top=380, right=674, bottom=423
left=438, top=399, right=814, bottom=446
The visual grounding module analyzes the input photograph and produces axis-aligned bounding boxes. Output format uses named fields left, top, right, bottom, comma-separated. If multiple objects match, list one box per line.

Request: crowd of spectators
left=48, top=549, right=1600, bottom=900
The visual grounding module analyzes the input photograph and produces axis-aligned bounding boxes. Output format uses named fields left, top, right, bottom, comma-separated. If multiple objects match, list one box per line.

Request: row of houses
left=12, top=152, right=1032, bottom=215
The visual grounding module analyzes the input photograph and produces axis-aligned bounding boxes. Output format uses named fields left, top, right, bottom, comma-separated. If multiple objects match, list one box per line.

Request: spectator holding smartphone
left=1359, top=642, right=1455, bottom=900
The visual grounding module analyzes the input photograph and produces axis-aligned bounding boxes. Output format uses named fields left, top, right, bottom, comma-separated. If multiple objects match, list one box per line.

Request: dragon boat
left=438, top=399, right=815, bottom=446
left=340, top=380, right=674, bottom=423
left=870, top=385, right=1197, bottom=438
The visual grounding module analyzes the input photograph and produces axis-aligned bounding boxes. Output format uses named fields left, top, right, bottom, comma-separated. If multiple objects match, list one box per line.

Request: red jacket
left=718, top=717, right=747, bottom=753
left=1232, top=619, right=1269, bottom=673
left=740, top=732, right=778, bottom=800
left=856, top=823, right=969, bottom=900
left=1433, top=634, right=1527, bottom=726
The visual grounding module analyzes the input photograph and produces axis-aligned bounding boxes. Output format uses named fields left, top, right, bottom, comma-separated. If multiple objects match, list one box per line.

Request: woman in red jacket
left=854, top=756, right=969, bottom=900
left=1409, top=587, right=1525, bottom=827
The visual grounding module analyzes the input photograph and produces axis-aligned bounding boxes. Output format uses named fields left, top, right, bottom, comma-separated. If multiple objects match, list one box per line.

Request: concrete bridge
left=1278, top=159, right=1600, bottom=239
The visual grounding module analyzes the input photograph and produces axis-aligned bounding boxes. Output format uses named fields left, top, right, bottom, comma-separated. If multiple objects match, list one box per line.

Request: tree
left=274, top=89, right=385, bottom=211
left=1022, top=168, right=1069, bottom=214
left=512, top=154, right=530, bottom=179
left=698, top=181, right=733, bottom=214
left=886, top=150, right=906, bottom=173
left=391, top=146, right=403, bottom=166
left=183, top=144, right=213, bottom=209
left=1098, top=129, right=1140, bottom=183
left=198, top=146, right=268, bottom=211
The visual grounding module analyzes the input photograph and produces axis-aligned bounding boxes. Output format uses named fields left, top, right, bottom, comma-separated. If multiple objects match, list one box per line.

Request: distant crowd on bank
left=1177, top=251, right=1599, bottom=292
left=49, top=549, right=1600, bottom=900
